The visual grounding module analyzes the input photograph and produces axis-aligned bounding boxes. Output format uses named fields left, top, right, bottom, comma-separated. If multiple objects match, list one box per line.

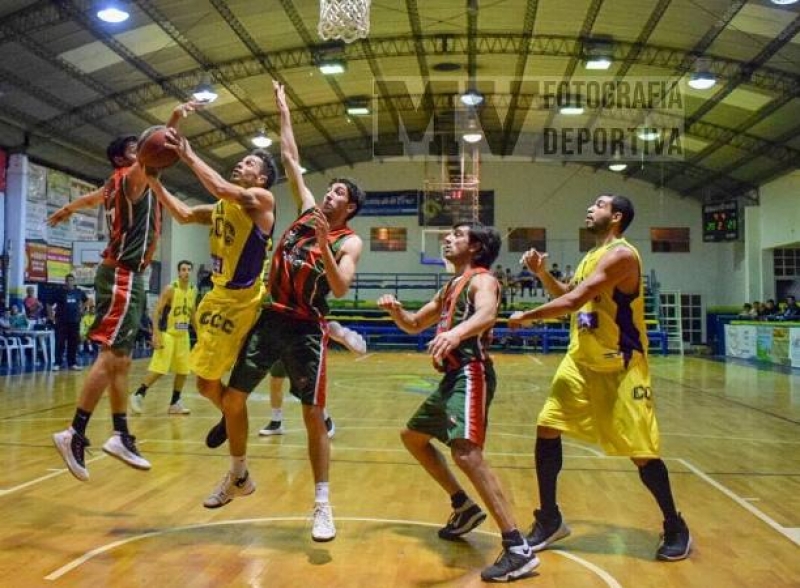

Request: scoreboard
left=702, top=200, right=739, bottom=242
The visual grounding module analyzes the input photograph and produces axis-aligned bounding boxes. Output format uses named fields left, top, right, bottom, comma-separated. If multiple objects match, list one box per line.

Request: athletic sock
left=450, top=489, right=469, bottom=509
left=135, top=384, right=148, bottom=398
left=170, top=390, right=181, bottom=405
left=231, top=455, right=247, bottom=479
left=112, top=413, right=130, bottom=435
left=535, top=436, right=563, bottom=518
left=271, top=408, right=283, bottom=422
left=71, top=408, right=92, bottom=436
left=501, top=528, right=525, bottom=546
left=638, top=459, right=679, bottom=522
left=315, top=482, right=330, bottom=503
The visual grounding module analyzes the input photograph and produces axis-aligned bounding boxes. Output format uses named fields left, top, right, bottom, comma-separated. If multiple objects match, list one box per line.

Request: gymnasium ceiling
left=0, top=0, right=799, bottom=203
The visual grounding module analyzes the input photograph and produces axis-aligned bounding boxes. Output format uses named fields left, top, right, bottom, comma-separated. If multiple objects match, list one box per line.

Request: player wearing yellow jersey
left=129, top=260, right=197, bottom=415
left=153, top=127, right=277, bottom=508
left=509, top=194, right=691, bottom=562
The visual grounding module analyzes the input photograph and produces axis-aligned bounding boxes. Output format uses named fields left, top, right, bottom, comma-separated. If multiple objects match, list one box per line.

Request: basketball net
left=318, top=0, right=371, bottom=43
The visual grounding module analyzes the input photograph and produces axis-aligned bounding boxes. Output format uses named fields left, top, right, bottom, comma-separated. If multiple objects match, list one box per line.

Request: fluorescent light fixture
left=97, top=3, right=130, bottom=23
left=251, top=129, right=272, bottom=148
left=636, top=126, right=660, bottom=141
left=460, top=88, right=484, bottom=107
left=345, top=97, right=370, bottom=116
left=192, top=77, right=218, bottom=103
left=319, top=60, right=346, bottom=75
left=585, top=57, right=612, bottom=70
left=559, top=105, right=584, bottom=115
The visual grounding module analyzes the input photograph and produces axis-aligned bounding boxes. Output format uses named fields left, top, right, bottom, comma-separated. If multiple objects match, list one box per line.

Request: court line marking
left=43, top=516, right=622, bottom=587
left=0, top=454, right=108, bottom=495
left=354, top=353, right=374, bottom=362
left=677, top=458, right=800, bottom=547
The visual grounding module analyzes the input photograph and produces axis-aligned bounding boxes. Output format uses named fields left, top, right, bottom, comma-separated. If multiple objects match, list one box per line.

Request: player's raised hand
left=520, top=248, right=548, bottom=274
left=273, top=80, right=288, bottom=111
left=377, top=294, right=402, bottom=311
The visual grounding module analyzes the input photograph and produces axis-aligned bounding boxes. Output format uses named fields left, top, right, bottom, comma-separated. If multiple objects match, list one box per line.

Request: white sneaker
left=312, top=502, right=336, bottom=542
left=329, top=321, right=367, bottom=355
left=102, top=433, right=151, bottom=470
left=167, top=401, right=191, bottom=415
left=69, top=364, right=82, bottom=371
left=203, top=470, right=256, bottom=508
left=129, top=394, right=144, bottom=415
left=52, top=428, right=90, bottom=481
left=324, top=416, right=336, bottom=439
left=52, top=365, right=61, bottom=371
left=259, top=420, right=285, bottom=436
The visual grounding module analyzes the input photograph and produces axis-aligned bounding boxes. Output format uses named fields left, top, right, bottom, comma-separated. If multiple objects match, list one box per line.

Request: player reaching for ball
left=50, top=101, right=202, bottom=482
left=145, top=123, right=277, bottom=498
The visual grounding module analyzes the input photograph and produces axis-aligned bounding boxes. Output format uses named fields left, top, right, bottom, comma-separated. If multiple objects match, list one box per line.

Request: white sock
left=315, top=482, right=330, bottom=504
left=322, top=409, right=330, bottom=421
left=271, top=408, right=283, bottom=422
left=231, top=455, right=247, bottom=479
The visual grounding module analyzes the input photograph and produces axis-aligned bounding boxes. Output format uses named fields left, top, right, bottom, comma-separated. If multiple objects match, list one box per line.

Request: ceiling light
left=608, top=162, right=628, bottom=172
left=688, top=58, right=716, bottom=90
left=318, top=59, right=346, bottom=75
left=459, top=88, right=484, bottom=107
left=770, top=0, right=798, bottom=5
left=559, top=105, right=584, bottom=115
left=96, top=2, right=130, bottom=23
left=345, top=97, right=370, bottom=116
left=251, top=128, right=272, bottom=148
left=585, top=57, right=612, bottom=70
left=461, top=117, right=483, bottom=143
left=584, top=39, right=613, bottom=70
left=192, top=76, right=218, bottom=103
left=636, top=126, right=660, bottom=141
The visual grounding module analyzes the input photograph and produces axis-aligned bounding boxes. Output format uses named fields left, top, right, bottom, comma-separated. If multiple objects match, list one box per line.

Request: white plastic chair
left=0, top=336, right=23, bottom=369
left=16, top=335, right=37, bottom=368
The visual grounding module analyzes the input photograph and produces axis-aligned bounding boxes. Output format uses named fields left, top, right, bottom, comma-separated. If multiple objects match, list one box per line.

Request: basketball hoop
left=318, top=0, right=371, bottom=43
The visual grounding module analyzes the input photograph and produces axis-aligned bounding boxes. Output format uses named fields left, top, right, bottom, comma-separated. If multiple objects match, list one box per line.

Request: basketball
left=137, top=125, right=179, bottom=169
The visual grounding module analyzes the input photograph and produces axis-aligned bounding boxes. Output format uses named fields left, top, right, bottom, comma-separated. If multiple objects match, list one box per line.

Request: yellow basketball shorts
left=537, top=353, right=661, bottom=458
left=148, top=331, right=191, bottom=375
left=189, top=285, right=263, bottom=381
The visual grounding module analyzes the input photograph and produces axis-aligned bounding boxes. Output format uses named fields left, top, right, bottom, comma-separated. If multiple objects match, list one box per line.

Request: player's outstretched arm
left=145, top=174, right=214, bottom=225
left=274, top=80, right=315, bottom=212
left=377, top=294, right=441, bottom=334
left=47, top=186, right=105, bottom=226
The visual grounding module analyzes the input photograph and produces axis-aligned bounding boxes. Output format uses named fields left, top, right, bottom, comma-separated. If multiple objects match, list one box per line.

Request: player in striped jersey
left=509, top=194, right=691, bottom=562
left=50, top=101, right=201, bottom=482
left=217, top=81, right=364, bottom=541
left=378, top=223, right=538, bottom=582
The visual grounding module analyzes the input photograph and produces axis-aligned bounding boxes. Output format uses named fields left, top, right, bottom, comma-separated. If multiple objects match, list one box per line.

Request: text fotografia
left=373, top=77, right=686, bottom=162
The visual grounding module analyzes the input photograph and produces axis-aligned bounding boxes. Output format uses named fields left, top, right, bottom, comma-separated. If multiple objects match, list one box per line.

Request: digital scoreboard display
left=702, top=201, right=739, bottom=242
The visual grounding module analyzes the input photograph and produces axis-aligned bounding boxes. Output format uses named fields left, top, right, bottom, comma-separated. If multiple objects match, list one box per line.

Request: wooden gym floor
left=0, top=351, right=798, bottom=587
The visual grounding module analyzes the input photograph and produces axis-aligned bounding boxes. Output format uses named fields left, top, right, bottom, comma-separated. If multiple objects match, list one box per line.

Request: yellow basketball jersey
left=209, top=200, right=270, bottom=290
left=166, top=281, right=196, bottom=335
left=567, top=237, right=647, bottom=370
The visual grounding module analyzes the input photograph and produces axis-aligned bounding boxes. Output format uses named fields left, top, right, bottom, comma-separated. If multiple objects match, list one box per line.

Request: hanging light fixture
left=345, top=97, right=371, bottom=116
left=251, top=128, right=272, bottom=148
left=192, top=75, right=218, bottom=103
left=584, top=39, right=614, bottom=70
left=96, top=1, right=130, bottom=23
left=608, top=152, right=627, bottom=172
left=688, top=58, right=716, bottom=90
left=462, top=118, right=483, bottom=144
left=459, top=87, right=484, bottom=107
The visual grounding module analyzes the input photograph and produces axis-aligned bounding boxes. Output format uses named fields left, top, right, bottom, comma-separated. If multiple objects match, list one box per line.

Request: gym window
left=370, top=227, right=407, bottom=252
left=650, top=227, right=690, bottom=253
left=508, top=228, right=546, bottom=253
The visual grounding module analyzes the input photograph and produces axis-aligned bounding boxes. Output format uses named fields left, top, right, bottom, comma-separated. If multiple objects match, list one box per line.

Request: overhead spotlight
left=96, top=1, right=130, bottom=23
left=345, top=97, right=371, bottom=116
left=636, top=126, right=660, bottom=141
left=192, top=76, right=218, bottom=103
left=608, top=153, right=627, bottom=172
left=770, top=0, right=798, bottom=5
left=459, top=87, right=484, bottom=107
left=462, top=118, right=483, bottom=143
left=318, top=59, right=346, bottom=75
left=688, top=58, right=716, bottom=90
left=584, top=39, right=613, bottom=70
left=251, top=128, right=272, bottom=148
